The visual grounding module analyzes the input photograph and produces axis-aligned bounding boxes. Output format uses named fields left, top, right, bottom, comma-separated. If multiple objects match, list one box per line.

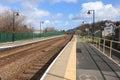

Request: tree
left=44, top=27, right=58, bottom=33
left=0, top=9, right=32, bottom=33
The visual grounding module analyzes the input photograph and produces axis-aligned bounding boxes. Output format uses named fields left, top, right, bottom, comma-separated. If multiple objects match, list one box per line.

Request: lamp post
left=87, top=10, right=95, bottom=42
left=12, top=11, right=19, bottom=42
left=40, top=21, right=44, bottom=37
left=82, top=21, right=87, bottom=24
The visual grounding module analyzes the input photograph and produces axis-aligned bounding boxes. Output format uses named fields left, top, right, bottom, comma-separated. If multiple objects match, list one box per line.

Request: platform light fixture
left=87, top=10, right=95, bottom=42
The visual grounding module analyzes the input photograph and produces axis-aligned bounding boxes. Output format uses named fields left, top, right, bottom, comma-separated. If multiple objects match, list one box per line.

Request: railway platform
left=0, top=35, right=63, bottom=49
left=76, top=36, right=120, bottom=80
left=41, top=36, right=76, bottom=80
left=41, top=35, right=120, bottom=80
left=0, top=35, right=120, bottom=80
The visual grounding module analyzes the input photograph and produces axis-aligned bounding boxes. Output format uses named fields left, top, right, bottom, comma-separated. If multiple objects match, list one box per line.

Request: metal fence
left=0, top=32, right=64, bottom=43
left=82, top=36, right=120, bottom=66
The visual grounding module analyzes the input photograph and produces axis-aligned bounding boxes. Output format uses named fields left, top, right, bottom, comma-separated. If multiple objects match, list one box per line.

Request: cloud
left=1, top=0, right=65, bottom=30
left=22, top=8, right=50, bottom=21
left=51, top=13, right=63, bottom=20
left=23, top=9, right=50, bottom=28
left=44, top=20, right=54, bottom=28
left=3, top=0, right=43, bottom=4
left=19, top=1, right=50, bottom=29
left=80, top=1, right=120, bottom=20
left=0, top=1, right=64, bottom=30
left=44, top=20, right=51, bottom=24
left=0, top=0, right=50, bottom=29
left=51, top=0, right=77, bottom=4
left=65, top=21, right=69, bottom=26
left=68, top=14, right=74, bottom=19
left=0, top=4, right=10, bottom=13
left=68, top=14, right=82, bottom=23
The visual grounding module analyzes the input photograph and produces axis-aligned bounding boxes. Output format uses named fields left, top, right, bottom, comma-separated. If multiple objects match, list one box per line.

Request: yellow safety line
left=64, top=36, right=76, bottom=80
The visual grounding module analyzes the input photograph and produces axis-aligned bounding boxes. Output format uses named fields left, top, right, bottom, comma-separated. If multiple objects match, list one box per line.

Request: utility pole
left=40, top=21, right=44, bottom=37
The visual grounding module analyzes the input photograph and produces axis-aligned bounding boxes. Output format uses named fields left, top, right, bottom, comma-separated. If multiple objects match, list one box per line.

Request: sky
left=0, top=0, right=120, bottom=30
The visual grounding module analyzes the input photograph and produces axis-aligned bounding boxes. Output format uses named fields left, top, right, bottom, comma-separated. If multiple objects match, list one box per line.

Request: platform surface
left=0, top=35, right=63, bottom=49
left=42, top=36, right=76, bottom=80
left=76, top=36, right=120, bottom=80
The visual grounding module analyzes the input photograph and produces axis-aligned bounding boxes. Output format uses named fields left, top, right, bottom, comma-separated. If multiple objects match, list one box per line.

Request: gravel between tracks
left=0, top=35, right=72, bottom=80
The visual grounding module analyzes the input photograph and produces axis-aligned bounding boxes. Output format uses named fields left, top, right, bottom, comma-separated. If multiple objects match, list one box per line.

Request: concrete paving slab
left=42, top=36, right=76, bottom=80
left=76, top=36, right=120, bottom=80
left=0, top=35, right=63, bottom=49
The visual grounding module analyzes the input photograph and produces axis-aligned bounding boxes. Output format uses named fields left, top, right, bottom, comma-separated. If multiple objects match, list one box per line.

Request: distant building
left=102, top=22, right=115, bottom=37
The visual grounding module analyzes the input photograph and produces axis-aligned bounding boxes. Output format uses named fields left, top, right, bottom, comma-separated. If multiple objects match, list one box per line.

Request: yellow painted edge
left=64, top=36, right=76, bottom=80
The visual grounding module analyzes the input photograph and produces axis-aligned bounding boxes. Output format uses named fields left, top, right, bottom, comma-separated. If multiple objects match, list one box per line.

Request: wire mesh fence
left=0, top=32, right=64, bottom=43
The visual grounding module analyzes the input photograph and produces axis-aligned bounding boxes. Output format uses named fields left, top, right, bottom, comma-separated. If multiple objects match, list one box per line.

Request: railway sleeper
left=23, top=69, right=38, bottom=74
left=15, top=74, right=32, bottom=80
left=29, top=66, right=41, bottom=70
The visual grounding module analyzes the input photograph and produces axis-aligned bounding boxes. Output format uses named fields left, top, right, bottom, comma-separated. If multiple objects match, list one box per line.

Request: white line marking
left=0, top=46, right=13, bottom=49
left=0, top=35, right=64, bottom=49
left=40, top=41, right=71, bottom=80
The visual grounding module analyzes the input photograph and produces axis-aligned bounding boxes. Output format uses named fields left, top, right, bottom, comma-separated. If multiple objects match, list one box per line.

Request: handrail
left=83, top=36, right=120, bottom=66
left=98, top=37, right=120, bottom=43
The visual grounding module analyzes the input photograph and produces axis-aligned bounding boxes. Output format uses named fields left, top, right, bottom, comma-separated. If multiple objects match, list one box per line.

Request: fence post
left=94, top=37, right=96, bottom=46
left=96, top=37, right=97, bottom=47
left=110, top=40, right=112, bottom=58
left=103, top=39, right=105, bottom=53
left=90, top=36, right=92, bottom=43
left=99, top=38, right=100, bottom=50
left=97, top=38, right=99, bottom=48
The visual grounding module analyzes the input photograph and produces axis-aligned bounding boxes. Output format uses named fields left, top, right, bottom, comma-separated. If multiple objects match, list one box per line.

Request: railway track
left=0, top=35, right=72, bottom=80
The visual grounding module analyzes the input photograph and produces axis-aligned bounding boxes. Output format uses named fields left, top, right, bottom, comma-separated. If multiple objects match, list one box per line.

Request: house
left=102, top=22, right=116, bottom=38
